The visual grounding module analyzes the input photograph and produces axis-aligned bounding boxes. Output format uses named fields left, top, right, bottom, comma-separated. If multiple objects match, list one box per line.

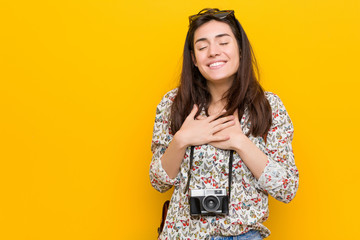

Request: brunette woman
left=150, top=8, right=299, bottom=240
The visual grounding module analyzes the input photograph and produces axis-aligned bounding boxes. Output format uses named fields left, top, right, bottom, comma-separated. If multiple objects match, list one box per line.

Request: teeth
left=209, top=62, right=225, bottom=67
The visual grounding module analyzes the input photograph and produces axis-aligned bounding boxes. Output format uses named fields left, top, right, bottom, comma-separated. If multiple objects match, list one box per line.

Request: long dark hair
left=170, top=8, right=272, bottom=138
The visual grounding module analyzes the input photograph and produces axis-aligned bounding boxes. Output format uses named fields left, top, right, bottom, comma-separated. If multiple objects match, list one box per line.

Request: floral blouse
left=149, top=89, right=299, bottom=239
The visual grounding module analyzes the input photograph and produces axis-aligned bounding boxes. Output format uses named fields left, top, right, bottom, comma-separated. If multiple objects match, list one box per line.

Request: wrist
left=233, top=133, right=249, bottom=153
left=173, top=131, right=190, bottom=149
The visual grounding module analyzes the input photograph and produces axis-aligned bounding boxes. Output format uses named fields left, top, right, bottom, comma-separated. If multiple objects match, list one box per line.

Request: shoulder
left=264, top=91, right=286, bottom=111
left=156, top=88, right=178, bottom=114
left=264, top=91, right=292, bottom=126
left=161, top=88, right=178, bottom=103
left=264, top=91, right=281, bottom=105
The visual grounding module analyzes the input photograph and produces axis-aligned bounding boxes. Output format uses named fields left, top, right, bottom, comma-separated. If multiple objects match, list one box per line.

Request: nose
left=208, top=43, right=220, bottom=57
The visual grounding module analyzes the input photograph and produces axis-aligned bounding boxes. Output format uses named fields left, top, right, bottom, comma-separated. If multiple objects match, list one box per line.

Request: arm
left=150, top=90, right=236, bottom=192
left=149, top=90, right=180, bottom=193
left=209, top=93, right=299, bottom=203
left=161, top=106, right=235, bottom=179
left=233, top=135, right=268, bottom=180
left=207, top=110, right=269, bottom=179
left=255, top=93, right=299, bottom=203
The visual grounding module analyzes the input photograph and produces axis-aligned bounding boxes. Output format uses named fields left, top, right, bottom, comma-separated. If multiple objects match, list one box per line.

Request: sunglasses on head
left=189, top=9, right=235, bottom=24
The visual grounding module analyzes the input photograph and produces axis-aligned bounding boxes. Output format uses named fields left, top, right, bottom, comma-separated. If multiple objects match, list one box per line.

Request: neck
left=207, top=78, right=233, bottom=105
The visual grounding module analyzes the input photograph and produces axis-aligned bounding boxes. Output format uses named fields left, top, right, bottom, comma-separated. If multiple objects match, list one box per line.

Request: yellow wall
left=0, top=0, right=359, bottom=239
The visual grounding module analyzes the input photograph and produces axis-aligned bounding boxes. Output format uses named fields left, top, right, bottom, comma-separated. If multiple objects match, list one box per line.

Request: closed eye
left=220, top=42, right=229, bottom=45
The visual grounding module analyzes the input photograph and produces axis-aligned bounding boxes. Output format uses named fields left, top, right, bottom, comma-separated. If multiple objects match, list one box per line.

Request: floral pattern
left=150, top=89, right=299, bottom=239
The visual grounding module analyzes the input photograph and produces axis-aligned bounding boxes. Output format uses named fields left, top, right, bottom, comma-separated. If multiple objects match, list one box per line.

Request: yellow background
left=0, top=0, right=359, bottom=239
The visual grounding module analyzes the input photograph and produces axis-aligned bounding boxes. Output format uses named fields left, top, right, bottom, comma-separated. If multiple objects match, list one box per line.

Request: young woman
left=150, top=8, right=299, bottom=240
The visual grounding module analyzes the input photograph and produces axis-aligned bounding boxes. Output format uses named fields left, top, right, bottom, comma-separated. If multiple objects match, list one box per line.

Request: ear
left=191, top=51, right=198, bottom=67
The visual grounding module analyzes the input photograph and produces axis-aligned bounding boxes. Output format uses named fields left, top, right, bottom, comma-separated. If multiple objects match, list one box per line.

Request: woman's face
left=192, top=20, right=240, bottom=85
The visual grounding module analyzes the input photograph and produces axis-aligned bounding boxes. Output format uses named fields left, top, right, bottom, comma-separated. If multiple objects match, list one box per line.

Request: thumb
left=188, top=104, right=198, bottom=119
left=234, top=109, right=240, bottom=121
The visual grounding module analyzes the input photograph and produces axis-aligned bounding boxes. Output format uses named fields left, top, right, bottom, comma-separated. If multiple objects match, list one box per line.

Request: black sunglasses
left=189, top=9, right=235, bottom=24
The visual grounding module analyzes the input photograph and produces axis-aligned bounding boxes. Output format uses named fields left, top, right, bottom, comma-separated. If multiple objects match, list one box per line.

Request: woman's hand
left=192, top=109, right=268, bottom=180
left=174, top=105, right=236, bottom=148
left=207, top=110, right=246, bottom=151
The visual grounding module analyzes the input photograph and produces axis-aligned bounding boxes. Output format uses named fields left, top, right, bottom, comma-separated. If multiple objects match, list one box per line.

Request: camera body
left=189, top=189, right=229, bottom=216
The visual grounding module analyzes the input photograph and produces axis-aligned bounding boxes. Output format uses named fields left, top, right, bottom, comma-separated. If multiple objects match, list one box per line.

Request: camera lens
left=202, top=195, right=220, bottom=212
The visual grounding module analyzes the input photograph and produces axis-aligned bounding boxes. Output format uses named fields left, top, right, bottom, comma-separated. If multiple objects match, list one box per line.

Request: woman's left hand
left=197, top=110, right=246, bottom=151
left=198, top=109, right=269, bottom=179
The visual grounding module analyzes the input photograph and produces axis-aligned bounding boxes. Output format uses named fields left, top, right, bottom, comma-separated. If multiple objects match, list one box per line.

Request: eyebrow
left=195, top=33, right=231, bottom=44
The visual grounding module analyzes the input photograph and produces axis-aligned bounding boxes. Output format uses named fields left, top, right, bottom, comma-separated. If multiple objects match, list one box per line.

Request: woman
left=150, top=8, right=299, bottom=240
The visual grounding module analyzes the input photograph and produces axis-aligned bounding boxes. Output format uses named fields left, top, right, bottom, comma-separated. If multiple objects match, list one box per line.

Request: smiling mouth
left=209, top=61, right=226, bottom=68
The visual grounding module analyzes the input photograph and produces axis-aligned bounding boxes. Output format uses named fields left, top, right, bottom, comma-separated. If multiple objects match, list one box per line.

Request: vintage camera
left=189, top=189, right=229, bottom=216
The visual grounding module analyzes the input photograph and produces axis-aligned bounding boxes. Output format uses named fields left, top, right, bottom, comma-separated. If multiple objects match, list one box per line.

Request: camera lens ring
left=202, top=195, right=220, bottom=212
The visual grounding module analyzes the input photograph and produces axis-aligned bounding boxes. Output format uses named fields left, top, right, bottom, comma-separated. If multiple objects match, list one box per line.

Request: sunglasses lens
left=189, top=15, right=199, bottom=22
left=214, top=11, right=231, bottom=19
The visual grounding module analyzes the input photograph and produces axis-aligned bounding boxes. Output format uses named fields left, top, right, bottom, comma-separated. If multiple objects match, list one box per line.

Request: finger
left=196, top=115, right=206, bottom=120
left=207, top=109, right=227, bottom=122
left=187, top=104, right=198, bottom=119
left=210, top=134, right=230, bottom=142
left=210, top=115, right=235, bottom=127
left=233, top=109, right=243, bottom=128
left=211, top=120, right=235, bottom=134
left=234, top=109, right=240, bottom=120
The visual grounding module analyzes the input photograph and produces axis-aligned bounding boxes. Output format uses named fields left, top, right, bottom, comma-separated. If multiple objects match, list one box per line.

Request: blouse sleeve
left=257, top=93, right=299, bottom=203
left=149, top=89, right=180, bottom=193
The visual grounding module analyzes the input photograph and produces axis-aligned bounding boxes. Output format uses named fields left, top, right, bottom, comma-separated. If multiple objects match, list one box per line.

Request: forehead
left=194, top=20, right=234, bottom=41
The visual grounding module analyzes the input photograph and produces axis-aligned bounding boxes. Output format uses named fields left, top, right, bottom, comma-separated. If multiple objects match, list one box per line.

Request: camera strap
left=185, top=146, right=234, bottom=200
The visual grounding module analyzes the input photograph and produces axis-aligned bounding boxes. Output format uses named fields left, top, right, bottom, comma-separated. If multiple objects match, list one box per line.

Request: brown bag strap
left=263, top=133, right=268, bottom=144
left=158, top=200, right=170, bottom=237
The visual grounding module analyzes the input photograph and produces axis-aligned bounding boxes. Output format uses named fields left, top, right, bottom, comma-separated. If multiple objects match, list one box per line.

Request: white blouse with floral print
left=150, top=89, right=299, bottom=239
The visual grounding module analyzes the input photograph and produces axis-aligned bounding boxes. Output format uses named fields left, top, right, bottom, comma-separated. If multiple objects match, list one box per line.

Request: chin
left=206, top=75, right=235, bottom=83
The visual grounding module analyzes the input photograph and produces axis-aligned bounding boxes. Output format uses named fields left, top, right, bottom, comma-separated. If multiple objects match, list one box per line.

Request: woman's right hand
left=174, top=104, right=236, bottom=147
